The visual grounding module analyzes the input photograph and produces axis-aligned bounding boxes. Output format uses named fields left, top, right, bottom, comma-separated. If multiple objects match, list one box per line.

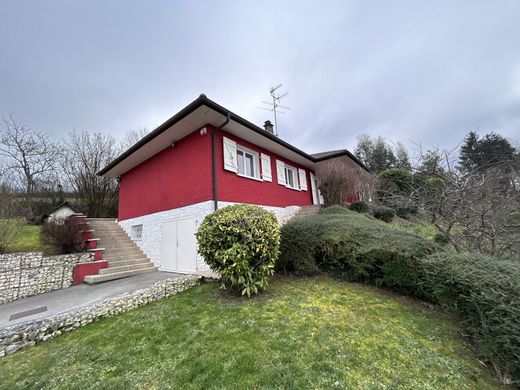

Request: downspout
left=212, top=113, right=230, bottom=211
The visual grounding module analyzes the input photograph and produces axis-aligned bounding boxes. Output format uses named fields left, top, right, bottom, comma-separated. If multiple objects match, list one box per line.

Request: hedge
left=420, top=252, right=520, bottom=382
left=277, top=207, right=438, bottom=296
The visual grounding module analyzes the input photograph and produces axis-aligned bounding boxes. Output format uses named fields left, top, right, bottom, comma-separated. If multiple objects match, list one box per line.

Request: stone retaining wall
left=0, top=274, right=202, bottom=357
left=0, top=252, right=93, bottom=304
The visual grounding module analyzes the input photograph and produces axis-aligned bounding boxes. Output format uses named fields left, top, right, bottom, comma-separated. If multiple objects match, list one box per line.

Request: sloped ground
left=0, top=276, right=500, bottom=389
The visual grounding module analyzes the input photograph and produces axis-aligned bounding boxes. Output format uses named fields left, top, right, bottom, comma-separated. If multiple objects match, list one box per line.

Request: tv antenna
left=258, top=84, right=290, bottom=136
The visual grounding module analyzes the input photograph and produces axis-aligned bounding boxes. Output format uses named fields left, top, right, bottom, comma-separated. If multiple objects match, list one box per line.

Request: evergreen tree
left=355, top=135, right=398, bottom=173
left=459, top=131, right=515, bottom=171
left=418, top=149, right=445, bottom=176
left=394, top=142, right=412, bottom=171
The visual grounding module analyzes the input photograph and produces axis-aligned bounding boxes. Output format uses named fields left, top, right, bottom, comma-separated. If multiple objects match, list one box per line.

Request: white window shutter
left=310, top=172, right=318, bottom=204
left=260, top=153, right=272, bottom=181
left=223, top=137, right=237, bottom=172
left=298, top=169, right=308, bottom=191
left=276, top=160, right=286, bottom=186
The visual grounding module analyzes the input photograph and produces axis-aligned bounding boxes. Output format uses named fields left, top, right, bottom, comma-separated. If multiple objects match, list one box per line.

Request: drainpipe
left=212, top=113, right=230, bottom=211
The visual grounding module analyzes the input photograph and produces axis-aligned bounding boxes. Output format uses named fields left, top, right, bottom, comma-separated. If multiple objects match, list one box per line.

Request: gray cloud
left=1, top=0, right=519, bottom=156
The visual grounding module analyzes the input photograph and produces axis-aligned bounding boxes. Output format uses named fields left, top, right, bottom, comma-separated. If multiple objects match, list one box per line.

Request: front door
left=160, top=217, right=198, bottom=273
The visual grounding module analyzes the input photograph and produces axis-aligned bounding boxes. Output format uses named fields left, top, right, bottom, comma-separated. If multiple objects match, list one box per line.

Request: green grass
left=8, top=223, right=53, bottom=253
left=390, top=215, right=438, bottom=241
left=0, top=276, right=500, bottom=389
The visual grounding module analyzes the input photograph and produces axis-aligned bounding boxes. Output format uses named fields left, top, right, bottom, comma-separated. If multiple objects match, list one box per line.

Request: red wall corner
left=72, top=260, right=109, bottom=285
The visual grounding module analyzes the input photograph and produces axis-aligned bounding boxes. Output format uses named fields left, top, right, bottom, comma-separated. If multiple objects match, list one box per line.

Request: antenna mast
left=258, top=84, right=290, bottom=136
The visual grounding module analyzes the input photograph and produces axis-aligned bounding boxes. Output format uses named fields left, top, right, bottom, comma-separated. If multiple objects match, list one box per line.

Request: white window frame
left=284, top=164, right=300, bottom=190
left=236, top=145, right=261, bottom=181
left=131, top=224, right=143, bottom=241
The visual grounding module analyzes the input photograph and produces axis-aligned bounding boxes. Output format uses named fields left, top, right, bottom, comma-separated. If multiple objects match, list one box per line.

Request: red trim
left=84, top=239, right=98, bottom=250
left=72, top=260, right=108, bottom=285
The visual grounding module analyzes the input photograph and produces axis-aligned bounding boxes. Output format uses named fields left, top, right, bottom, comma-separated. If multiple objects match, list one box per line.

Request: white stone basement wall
left=118, top=200, right=300, bottom=271
left=0, top=252, right=93, bottom=304
left=0, top=274, right=202, bottom=357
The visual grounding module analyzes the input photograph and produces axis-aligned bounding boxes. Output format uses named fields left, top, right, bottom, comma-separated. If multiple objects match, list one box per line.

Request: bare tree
left=0, top=114, right=59, bottom=218
left=120, top=128, right=149, bottom=150
left=62, top=130, right=120, bottom=217
left=424, top=162, right=520, bottom=256
left=316, top=160, right=360, bottom=206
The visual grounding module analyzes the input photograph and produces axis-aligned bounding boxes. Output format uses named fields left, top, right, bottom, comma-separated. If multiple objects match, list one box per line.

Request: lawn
left=0, top=276, right=500, bottom=389
left=391, top=215, right=438, bottom=241
left=5, top=222, right=53, bottom=253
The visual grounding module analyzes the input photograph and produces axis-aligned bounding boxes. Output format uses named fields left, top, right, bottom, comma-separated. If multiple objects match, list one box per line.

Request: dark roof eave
left=98, top=94, right=370, bottom=176
left=98, top=95, right=210, bottom=176
left=47, top=201, right=80, bottom=215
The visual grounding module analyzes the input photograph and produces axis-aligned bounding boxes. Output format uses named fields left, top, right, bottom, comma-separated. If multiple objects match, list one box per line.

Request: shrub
left=315, top=160, right=360, bottom=206
left=319, top=205, right=351, bottom=215
left=349, top=200, right=369, bottom=213
left=378, top=168, right=414, bottom=194
left=372, top=206, right=396, bottom=223
left=41, top=220, right=83, bottom=254
left=433, top=232, right=450, bottom=245
left=420, top=253, right=520, bottom=383
left=278, top=208, right=438, bottom=296
left=196, top=204, right=280, bottom=297
left=0, top=219, right=22, bottom=254
left=395, top=205, right=418, bottom=219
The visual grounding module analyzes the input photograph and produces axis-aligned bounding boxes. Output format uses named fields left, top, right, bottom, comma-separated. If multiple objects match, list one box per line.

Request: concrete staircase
left=83, top=218, right=157, bottom=284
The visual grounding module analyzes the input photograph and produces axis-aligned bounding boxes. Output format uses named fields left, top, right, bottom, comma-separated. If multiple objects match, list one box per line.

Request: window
left=236, top=146, right=260, bottom=179
left=131, top=224, right=143, bottom=240
left=284, top=165, right=298, bottom=189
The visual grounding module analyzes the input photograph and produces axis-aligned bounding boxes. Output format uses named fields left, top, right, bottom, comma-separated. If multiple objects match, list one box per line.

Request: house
left=43, top=201, right=80, bottom=223
left=99, top=94, right=368, bottom=274
left=311, top=150, right=374, bottom=203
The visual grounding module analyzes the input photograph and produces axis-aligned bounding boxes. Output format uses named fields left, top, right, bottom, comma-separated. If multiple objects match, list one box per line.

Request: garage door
left=160, top=217, right=198, bottom=273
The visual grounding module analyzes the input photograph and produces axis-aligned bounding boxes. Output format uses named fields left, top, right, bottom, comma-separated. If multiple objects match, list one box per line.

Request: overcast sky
left=1, top=1, right=519, bottom=157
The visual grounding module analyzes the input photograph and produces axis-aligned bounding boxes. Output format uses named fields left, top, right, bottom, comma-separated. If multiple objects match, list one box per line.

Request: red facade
left=215, top=128, right=313, bottom=207
left=118, top=125, right=314, bottom=221
left=118, top=129, right=213, bottom=220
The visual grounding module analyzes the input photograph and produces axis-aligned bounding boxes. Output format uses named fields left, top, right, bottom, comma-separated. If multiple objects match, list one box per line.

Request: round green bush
left=349, top=201, right=369, bottom=213
left=372, top=206, right=396, bottom=223
left=196, top=204, right=280, bottom=297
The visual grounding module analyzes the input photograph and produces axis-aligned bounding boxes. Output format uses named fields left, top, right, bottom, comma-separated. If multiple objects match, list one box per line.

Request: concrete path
left=0, top=271, right=181, bottom=329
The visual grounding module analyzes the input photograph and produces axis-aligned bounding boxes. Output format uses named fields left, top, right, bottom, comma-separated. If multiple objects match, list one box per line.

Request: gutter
left=212, top=113, right=230, bottom=211
left=98, top=94, right=369, bottom=176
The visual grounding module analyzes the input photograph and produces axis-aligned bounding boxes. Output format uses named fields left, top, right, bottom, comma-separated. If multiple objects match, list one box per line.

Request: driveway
left=0, top=271, right=181, bottom=329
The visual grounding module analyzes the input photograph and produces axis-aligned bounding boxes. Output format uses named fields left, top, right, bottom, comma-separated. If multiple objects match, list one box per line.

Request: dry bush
left=41, top=220, right=83, bottom=254
left=316, top=160, right=360, bottom=206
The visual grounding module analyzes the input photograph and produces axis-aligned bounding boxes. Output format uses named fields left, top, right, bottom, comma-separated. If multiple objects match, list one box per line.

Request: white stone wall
left=118, top=201, right=300, bottom=273
left=118, top=201, right=215, bottom=271
left=0, top=252, right=93, bottom=304
left=0, top=275, right=202, bottom=357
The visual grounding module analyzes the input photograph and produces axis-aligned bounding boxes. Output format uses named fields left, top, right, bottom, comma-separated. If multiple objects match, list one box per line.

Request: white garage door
left=160, top=217, right=198, bottom=273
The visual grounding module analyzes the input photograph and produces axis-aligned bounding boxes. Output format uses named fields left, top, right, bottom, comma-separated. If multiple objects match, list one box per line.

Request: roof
left=45, top=201, right=79, bottom=216
left=98, top=94, right=369, bottom=176
left=311, top=150, right=370, bottom=172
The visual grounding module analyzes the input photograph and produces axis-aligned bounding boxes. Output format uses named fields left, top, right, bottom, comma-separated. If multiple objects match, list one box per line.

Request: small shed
left=43, top=202, right=80, bottom=223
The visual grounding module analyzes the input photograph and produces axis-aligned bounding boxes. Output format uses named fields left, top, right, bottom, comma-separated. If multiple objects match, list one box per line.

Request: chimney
left=263, top=120, right=274, bottom=134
